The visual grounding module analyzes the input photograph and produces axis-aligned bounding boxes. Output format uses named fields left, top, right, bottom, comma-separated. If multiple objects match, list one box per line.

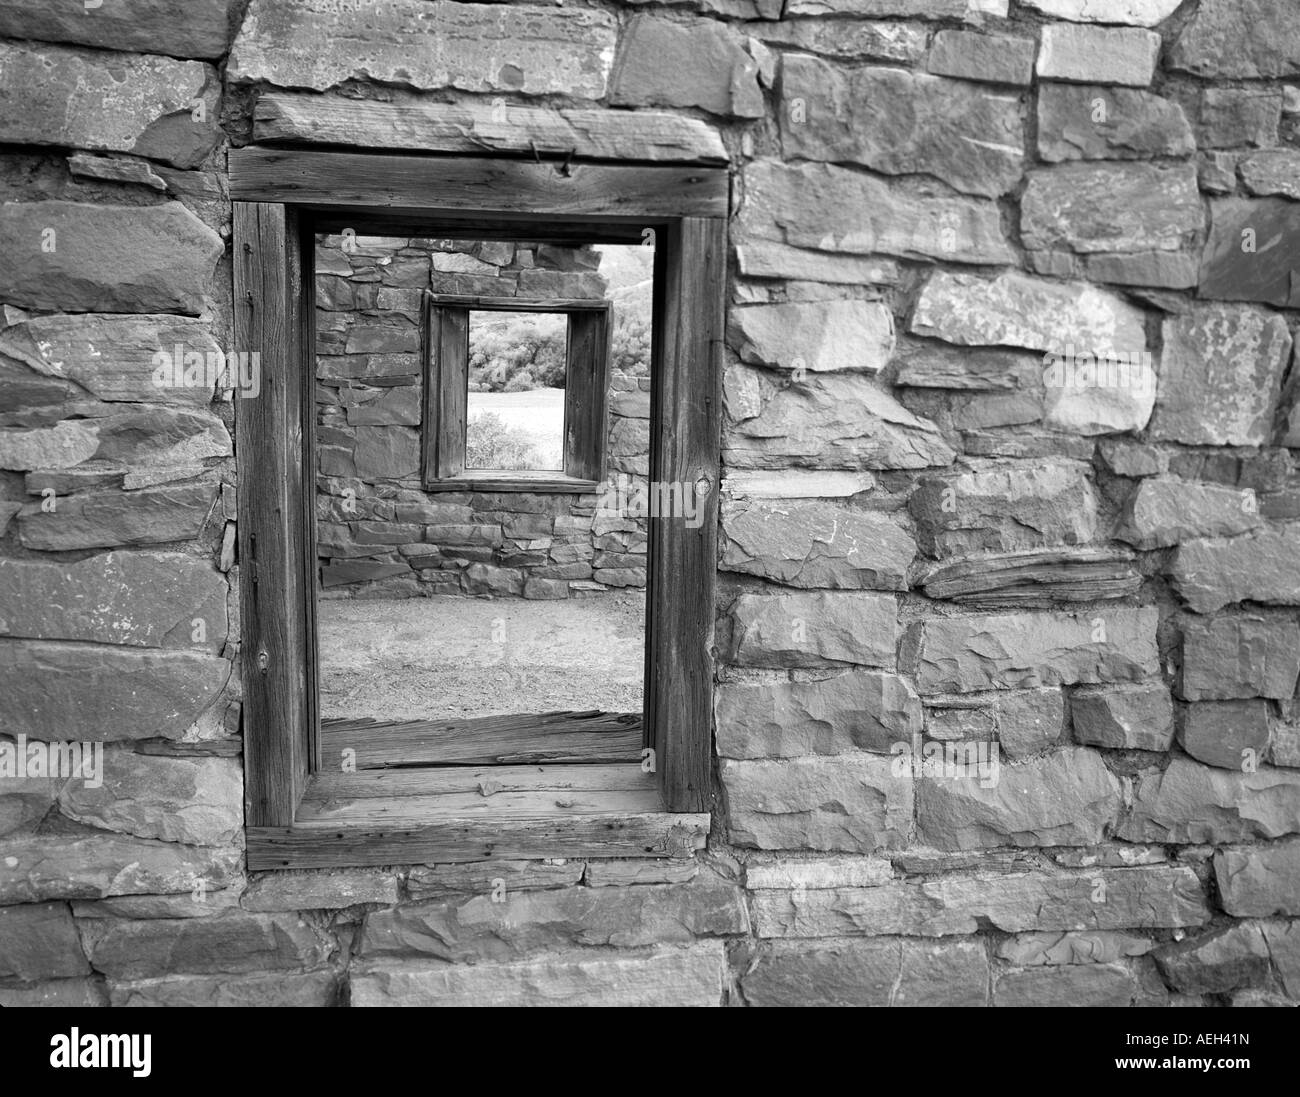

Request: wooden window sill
left=245, top=762, right=708, bottom=870
left=423, top=469, right=602, bottom=494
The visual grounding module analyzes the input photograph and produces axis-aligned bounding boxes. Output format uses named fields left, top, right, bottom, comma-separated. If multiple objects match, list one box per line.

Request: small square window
left=422, top=294, right=612, bottom=492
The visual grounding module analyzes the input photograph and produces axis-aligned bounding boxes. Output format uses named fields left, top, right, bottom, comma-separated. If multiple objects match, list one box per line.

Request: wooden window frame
left=422, top=293, right=612, bottom=493
left=230, top=147, right=726, bottom=870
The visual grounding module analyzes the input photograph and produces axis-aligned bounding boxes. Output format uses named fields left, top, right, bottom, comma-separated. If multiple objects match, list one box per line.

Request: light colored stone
left=996, top=930, right=1153, bottom=965
left=1239, top=149, right=1300, bottom=200
left=0, top=421, right=100, bottom=471
left=0, top=42, right=219, bottom=169
left=0, top=641, right=229, bottom=742
left=1117, top=478, right=1262, bottom=550
left=610, top=15, right=761, bottom=117
left=230, top=0, right=617, bottom=98
left=716, top=670, right=921, bottom=758
left=780, top=56, right=1024, bottom=197
left=1020, top=0, right=1179, bottom=26
left=1169, top=525, right=1300, bottom=614
left=724, top=369, right=956, bottom=472
left=0, top=200, right=222, bottom=315
left=1070, top=682, right=1175, bottom=751
left=58, top=749, right=241, bottom=847
left=0, top=0, right=241, bottom=59
left=720, top=496, right=916, bottom=590
left=1181, top=614, right=1300, bottom=701
left=750, top=865, right=1209, bottom=937
left=722, top=755, right=912, bottom=851
left=927, top=30, right=1035, bottom=85
left=1150, top=305, right=1292, bottom=446
left=0, top=833, right=242, bottom=904
left=1214, top=841, right=1300, bottom=916
left=352, top=943, right=726, bottom=1006
left=1179, top=700, right=1270, bottom=771
left=1120, top=757, right=1300, bottom=843
left=907, top=607, right=1159, bottom=695
left=406, top=860, right=585, bottom=900
left=1037, top=23, right=1161, bottom=86
left=728, top=591, right=898, bottom=668
left=918, top=746, right=1120, bottom=849
left=1168, top=0, right=1300, bottom=79
left=994, top=962, right=1165, bottom=1006
left=359, top=870, right=747, bottom=961
left=723, top=470, right=876, bottom=499
left=909, top=460, right=1098, bottom=558
left=745, top=854, right=893, bottom=890
left=241, top=870, right=400, bottom=912
left=1037, top=83, right=1194, bottom=161
left=728, top=301, right=894, bottom=373
left=737, top=159, right=1013, bottom=266
left=910, top=270, right=1147, bottom=354
left=110, top=970, right=338, bottom=1007
left=745, top=938, right=989, bottom=1006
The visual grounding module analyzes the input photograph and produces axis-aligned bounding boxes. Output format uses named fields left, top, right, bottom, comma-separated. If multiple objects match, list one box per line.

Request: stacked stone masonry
left=0, top=0, right=1299, bottom=1006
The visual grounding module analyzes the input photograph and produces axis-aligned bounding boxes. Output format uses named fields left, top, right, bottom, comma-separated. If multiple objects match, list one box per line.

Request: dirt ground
left=317, top=590, right=646, bottom=722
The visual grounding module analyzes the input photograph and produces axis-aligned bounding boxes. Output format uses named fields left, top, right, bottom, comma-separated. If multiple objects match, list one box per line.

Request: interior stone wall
left=1, top=0, right=1300, bottom=1007
left=314, top=234, right=651, bottom=599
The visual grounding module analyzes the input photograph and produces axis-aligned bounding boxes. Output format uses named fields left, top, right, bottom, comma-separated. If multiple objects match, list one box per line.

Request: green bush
left=465, top=411, right=541, bottom=469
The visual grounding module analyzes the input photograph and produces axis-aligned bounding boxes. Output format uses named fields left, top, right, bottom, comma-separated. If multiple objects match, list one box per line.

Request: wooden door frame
left=231, top=149, right=726, bottom=833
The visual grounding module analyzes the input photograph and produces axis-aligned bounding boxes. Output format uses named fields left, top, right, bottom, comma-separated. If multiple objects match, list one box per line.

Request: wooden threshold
left=319, top=710, right=642, bottom=769
left=245, top=762, right=707, bottom=870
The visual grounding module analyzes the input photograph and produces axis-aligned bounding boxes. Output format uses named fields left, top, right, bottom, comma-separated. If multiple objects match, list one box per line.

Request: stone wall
left=315, top=234, right=651, bottom=599
left=2, top=0, right=1300, bottom=1006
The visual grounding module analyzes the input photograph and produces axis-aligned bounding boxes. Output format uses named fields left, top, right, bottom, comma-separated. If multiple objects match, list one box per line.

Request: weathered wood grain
left=319, top=710, right=643, bottom=768
left=229, top=148, right=730, bottom=220
left=921, top=548, right=1142, bottom=606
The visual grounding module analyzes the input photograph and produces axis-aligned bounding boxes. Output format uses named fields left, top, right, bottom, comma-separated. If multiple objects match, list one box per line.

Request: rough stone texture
left=58, top=750, right=242, bottom=847
left=406, top=860, right=585, bottom=900
left=1154, top=923, right=1271, bottom=994
left=1181, top=614, right=1300, bottom=702
left=779, top=55, right=1024, bottom=197
left=1020, top=162, right=1201, bottom=288
left=910, top=270, right=1147, bottom=353
left=724, top=369, right=956, bottom=472
left=1214, top=841, right=1300, bottom=916
left=1019, top=0, right=1180, bottom=25
left=358, top=871, right=747, bottom=961
left=1070, top=683, right=1175, bottom=751
left=722, top=755, right=913, bottom=851
left=1168, top=0, right=1300, bottom=79
left=1239, top=150, right=1300, bottom=200
left=109, top=970, right=338, bottom=1007
left=996, top=930, right=1153, bottom=966
left=1036, top=84, right=1194, bottom=161
left=0, top=0, right=241, bottom=59
left=1179, top=699, right=1271, bottom=771
left=1149, top=305, right=1292, bottom=445
left=0, top=641, right=229, bottom=742
left=744, top=938, right=989, bottom=1006
left=749, top=865, right=1209, bottom=937
left=995, top=688, right=1067, bottom=759
left=229, top=0, right=617, bottom=98
left=728, top=591, right=898, bottom=668
left=744, top=854, right=893, bottom=891
left=0, top=201, right=222, bottom=315
left=0, top=552, right=226, bottom=652
left=1117, top=478, right=1261, bottom=551
left=1199, top=88, right=1282, bottom=150
left=715, top=670, right=922, bottom=758
left=0, top=902, right=89, bottom=980
left=1169, top=525, right=1300, bottom=614
left=907, top=607, right=1159, bottom=694
left=1120, top=757, right=1300, bottom=843
left=80, top=911, right=334, bottom=979
left=720, top=497, right=916, bottom=590
left=0, top=834, right=242, bottom=904
left=728, top=301, right=895, bottom=374
left=610, top=15, right=761, bottom=117
left=1197, top=199, right=1300, bottom=308
left=917, top=746, right=1120, bottom=849
left=1037, top=24, right=1160, bottom=86
left=743, top=158, right=1013, bottom=267
left=909, top=461, right=1098, bottom=558
left=0, top=43, right=219, bottom=170
left=993, top=962, right=1165, bottom=1006
left=926, top=30, right=1035, bottom=86
left=352, top=943, right=726, bottom=1006
left=17, top=479, right=218, bottom=551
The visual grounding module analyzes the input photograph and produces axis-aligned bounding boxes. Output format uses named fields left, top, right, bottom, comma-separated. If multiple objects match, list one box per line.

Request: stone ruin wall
left=314, top=234, right=651, bottom=600
left=0, top=0, right=1299, bottom=1006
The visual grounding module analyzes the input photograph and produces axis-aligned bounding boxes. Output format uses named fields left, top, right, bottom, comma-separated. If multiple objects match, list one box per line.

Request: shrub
left=465, top=411, right=540, bottom=469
